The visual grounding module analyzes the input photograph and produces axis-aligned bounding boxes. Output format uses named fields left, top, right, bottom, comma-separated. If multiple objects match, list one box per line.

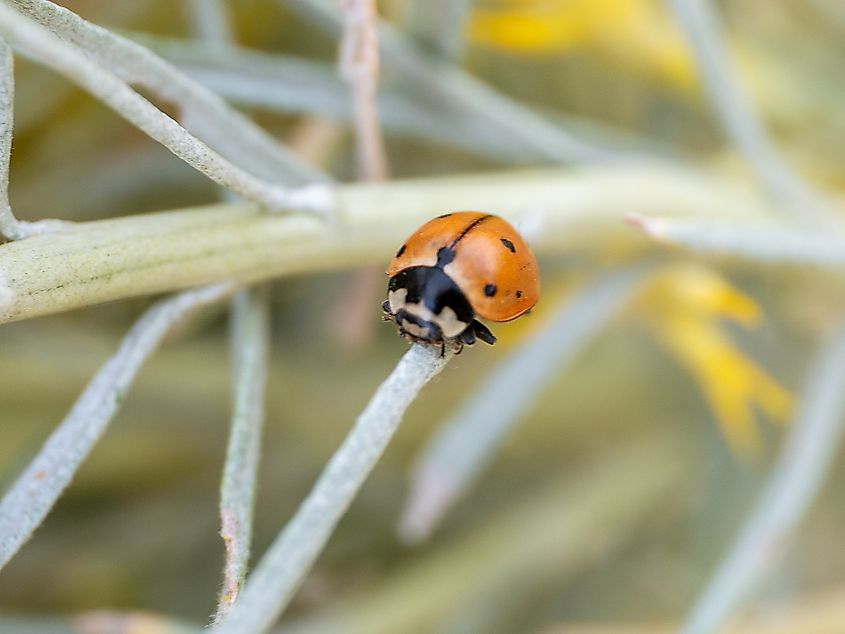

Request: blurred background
left=2, top=1, right=845, bottom=632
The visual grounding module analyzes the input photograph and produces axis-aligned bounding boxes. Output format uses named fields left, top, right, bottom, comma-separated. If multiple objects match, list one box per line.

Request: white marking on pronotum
left=388, top=288, right=467, bottom=338
left=387, top=287, right=407, bottom=315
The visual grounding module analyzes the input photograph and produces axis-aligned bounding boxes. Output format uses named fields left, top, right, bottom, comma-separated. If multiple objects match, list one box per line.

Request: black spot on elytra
left=516, top=290, right=523, bottom=299
left=484, top=284, right=497, bottom=297
left=500, top=238, right=516, bottom=253
left=437, top=213, right=453, bottom=219
left=395, top=244, right=406, bottom=258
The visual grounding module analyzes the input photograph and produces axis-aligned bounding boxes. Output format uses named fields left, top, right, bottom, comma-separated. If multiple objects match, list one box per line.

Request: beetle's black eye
left=484, top=284, right=497, bottom=297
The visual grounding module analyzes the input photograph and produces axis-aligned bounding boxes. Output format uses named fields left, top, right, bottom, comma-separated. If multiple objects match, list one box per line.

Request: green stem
left=0, top=167, right=776, bottom=325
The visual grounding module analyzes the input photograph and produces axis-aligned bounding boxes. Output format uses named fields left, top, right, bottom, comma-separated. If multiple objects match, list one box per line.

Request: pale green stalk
left=186, top=0, right=234, bottom=48
left=403, top=0, right=472, bottom=59
left=629, top=213, right=845, bottom=266
left=682, top=320, right=845, bottom=633
left=0, top=37, right=64, bottom=239
left=134, top=33, right=667, bottom=164
left=0, top=166, right=780, bottom=325
left=280, top=430, right=686, bottom=634
left=213, top=344, right=453, bottom=634
left=216, top=288, right=271, bottom=622
left=669, top=0, right=831, bottom=223
left=0, top=2, right=328, bottom=212
left=286, top=0, right=618, bottom=163
left=0, top=282, right=234, bottom=571
left=8, top=0, right=323, bottom=186
left=180, top=3, right=273, bottom=621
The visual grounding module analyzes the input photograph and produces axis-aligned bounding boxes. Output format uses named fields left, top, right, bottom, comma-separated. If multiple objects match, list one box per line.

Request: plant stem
left=0, top=166, right=781, bottom=325
left=0, top=37, right=65, bottom=239
left=681, top=319, right=845, bottom=634
left=0, top=2, right=327, bottom=212
left=213, top=344, right=453, bottom=633
left=669, top=0, right=831, bottom=223
left=215, top=288, right=271, bottom=623
left=0, top=282, right=234, bottom=571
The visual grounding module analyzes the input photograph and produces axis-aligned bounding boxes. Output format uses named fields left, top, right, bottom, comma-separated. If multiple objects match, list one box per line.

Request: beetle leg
left=471, top=320, right=497, bottom=345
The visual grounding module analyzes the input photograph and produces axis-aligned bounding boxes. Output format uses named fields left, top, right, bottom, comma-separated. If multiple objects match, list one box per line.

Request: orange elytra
left=383, top=212, right=540, bottom=350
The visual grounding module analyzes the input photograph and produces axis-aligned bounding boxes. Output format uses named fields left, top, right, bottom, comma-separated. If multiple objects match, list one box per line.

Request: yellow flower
left=638, top=265, right=793, bottom=457
left=467, top=0, right=696, bottom=91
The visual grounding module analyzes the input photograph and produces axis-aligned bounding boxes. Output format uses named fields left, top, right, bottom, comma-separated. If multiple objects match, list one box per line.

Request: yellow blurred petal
left=610, top=1, right=698, bottom=91
left=468, top=9, right=590, bottom=53
left=646, top=288, right=793, bottom=457
left=707, top=382, right=761, bottom=459
left=467, top=0, right=696, bottom=90
left=752, top=366, right=795, bottom=424
left=641, top=264, right=761, bottom=327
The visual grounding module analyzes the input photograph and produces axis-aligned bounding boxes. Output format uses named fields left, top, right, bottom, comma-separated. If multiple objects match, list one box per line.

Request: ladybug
left=383, top=212, right=540, bottom=351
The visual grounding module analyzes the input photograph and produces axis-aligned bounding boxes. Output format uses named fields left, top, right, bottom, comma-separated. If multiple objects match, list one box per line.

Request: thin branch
left=135, top=33, right=672, bottom=164
left=1, top=37, right=17, bottom=236
left=681, top=319, right=845, bottom=634
left=286, top=0, right=621, bottom=163
left=0, top=166, right=785, bottom=325
left=0, top=282, right=234, bottom=571
left=212, top=343, right=453, bottom=634
left=339, top=0, right=388, bottom=181
left=145, top=35, right=539, bottom=162
left=0, top=37, right=65, bottom=239
left=10, top=0, right=324, bottom=187
left=403, top=0, right=472, bottom=60
left=336, top=0, right=388, bottom=347
left=0, top=2, right=329, bottom=212
left=215, top=288, right=271, bottom=623
left=282, top=429, right=687, bottom=634
left=0, top=37, right=19, bottom=237
left=180, top=5, right=272, bottom=620
left=669, top=0, right=832, bottom=223
left=398, top=265, right=653, bottom=543
left=628, top=213, right=845, bottom=266
left=185, top=0, right=234, bottom=50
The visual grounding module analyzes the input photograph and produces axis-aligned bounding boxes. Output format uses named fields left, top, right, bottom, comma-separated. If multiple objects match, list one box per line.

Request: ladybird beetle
left=383, top=212, right=540, bottom=351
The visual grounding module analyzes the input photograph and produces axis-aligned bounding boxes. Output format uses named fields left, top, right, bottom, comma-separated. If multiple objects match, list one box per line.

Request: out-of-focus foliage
left=638, top=265, right=793, bottom=457
left=1, top=0, right=844, bottom=633
left=468, top=0, right=696, bottom=90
